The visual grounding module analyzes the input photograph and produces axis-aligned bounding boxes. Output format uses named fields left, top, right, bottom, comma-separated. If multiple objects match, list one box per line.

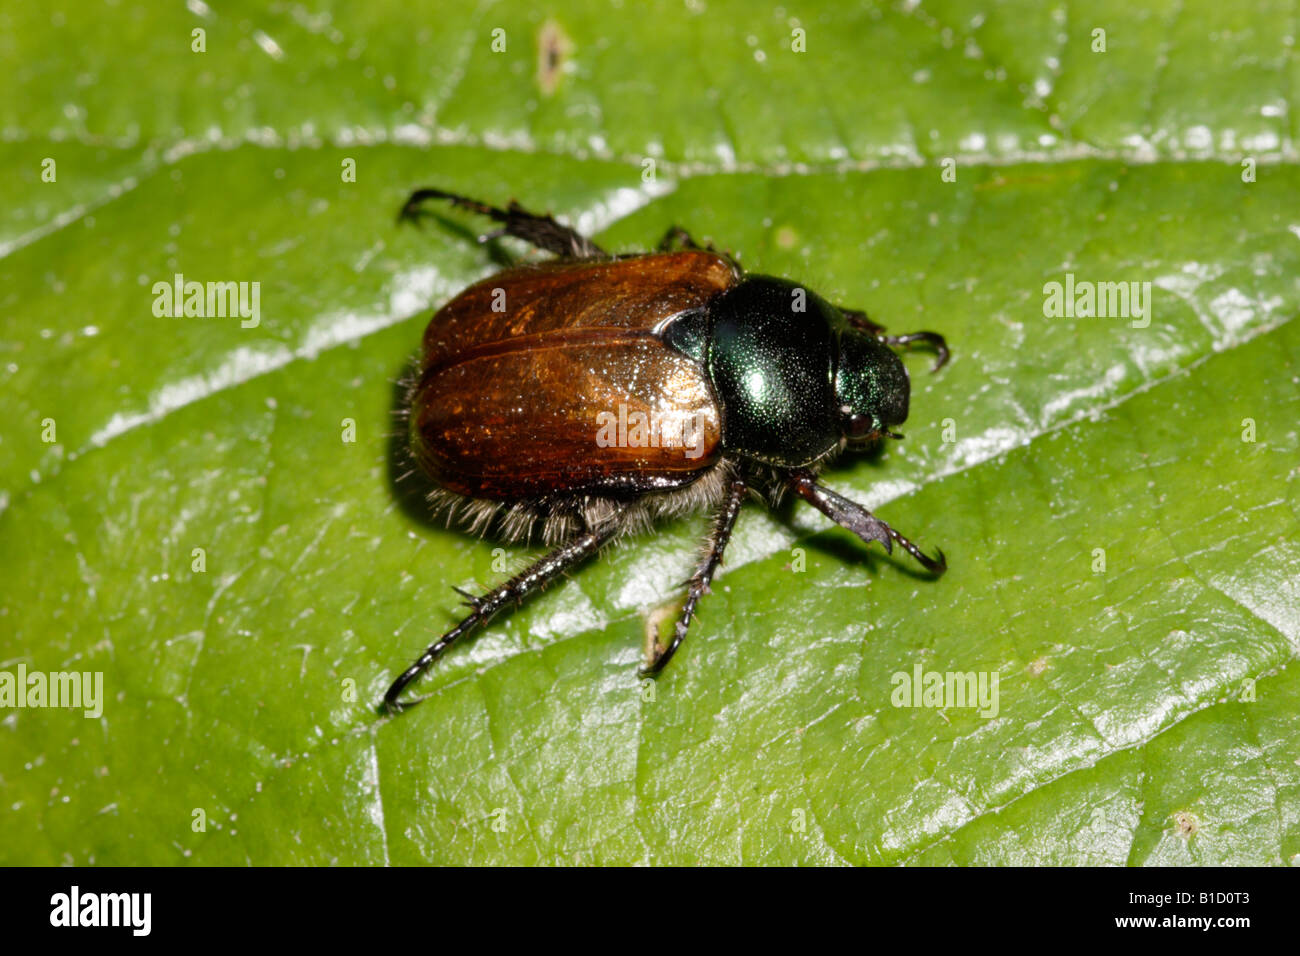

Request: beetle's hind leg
left=399, top=187, right=607, bottom=260
left=641, top=476, right=747, bottom=677
left=383, top=518, right=622, bottom=712
left=841, top=307, right=950, bottom=372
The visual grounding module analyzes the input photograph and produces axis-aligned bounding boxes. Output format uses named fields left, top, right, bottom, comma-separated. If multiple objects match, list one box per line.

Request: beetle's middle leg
left=641, top=475, right=747, bottom=677
left=399, top=187, right=607, bottom=260
left=841, top=307, right=950, bottom=372
left=383, top=516, right=622, bottom=712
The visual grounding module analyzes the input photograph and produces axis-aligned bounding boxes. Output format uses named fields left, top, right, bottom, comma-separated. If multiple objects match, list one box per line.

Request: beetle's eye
left=845, top=413, right=876, bottom=439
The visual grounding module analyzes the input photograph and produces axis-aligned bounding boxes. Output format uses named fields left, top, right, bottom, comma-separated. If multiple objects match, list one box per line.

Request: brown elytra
left=410, top=250, right=737, bottom=500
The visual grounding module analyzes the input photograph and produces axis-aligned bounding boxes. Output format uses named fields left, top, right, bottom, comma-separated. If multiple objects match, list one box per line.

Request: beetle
left=385, top=188, right=949, bottom=711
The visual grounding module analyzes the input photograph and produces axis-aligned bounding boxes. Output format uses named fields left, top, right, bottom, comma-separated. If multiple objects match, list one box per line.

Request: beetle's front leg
left=841, top=308, right=950, bottom=372
left=840, top=307, right=886, bottom=336
left=788, top=470, right=946, bottom=575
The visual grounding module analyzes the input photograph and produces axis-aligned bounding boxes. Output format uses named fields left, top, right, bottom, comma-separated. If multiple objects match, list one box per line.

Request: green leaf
left=3, top=0, right=1298, bottom=865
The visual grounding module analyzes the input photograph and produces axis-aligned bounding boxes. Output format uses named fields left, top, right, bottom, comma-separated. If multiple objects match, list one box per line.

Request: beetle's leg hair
left=841, top=308, right=950, bottom=372
left=399, top=188, right=606, bottom=259
left=640, top=476, right=747, bottom=677
left=383, top=519, right=622, bottom=712
left=788, top=470, right=946, bottom=575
